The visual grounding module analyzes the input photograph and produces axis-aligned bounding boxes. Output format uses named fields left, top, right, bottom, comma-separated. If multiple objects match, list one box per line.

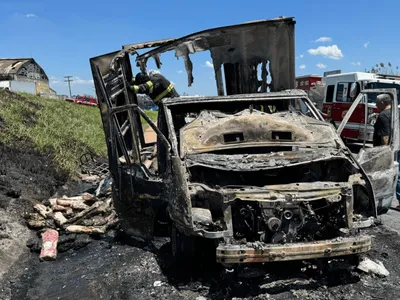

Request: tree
left=365, top=62, right=399, bottom=75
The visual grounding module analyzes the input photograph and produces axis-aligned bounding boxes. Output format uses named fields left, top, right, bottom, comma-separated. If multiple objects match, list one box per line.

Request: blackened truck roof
left=161, top=89, right=308, bottom=106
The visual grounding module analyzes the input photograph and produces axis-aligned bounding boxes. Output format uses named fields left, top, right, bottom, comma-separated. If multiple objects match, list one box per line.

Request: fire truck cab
left=322, top=72, right=400, bottom=144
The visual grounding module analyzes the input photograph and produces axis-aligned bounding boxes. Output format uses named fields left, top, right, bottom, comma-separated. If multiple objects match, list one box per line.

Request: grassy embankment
left=0, top=90, right=157, bottom=176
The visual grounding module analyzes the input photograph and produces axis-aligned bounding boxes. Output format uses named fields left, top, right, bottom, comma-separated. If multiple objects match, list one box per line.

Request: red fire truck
left=65, top=94, right=98, bottom=107
left=321, top=72, right=400, bottom=143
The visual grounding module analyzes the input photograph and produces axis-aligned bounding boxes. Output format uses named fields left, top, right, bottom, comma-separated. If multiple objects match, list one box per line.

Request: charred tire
left=171, top=224, right=195, bottom=267
left=171, top=224, right=217, bottom=269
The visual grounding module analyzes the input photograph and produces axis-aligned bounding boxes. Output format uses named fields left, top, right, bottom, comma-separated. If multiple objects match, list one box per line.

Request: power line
left=64, top=76, right=73, bottom=97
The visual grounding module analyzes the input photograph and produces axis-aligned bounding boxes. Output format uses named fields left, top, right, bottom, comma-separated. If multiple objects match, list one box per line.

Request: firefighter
left=131, top=71, right=179, bottom=105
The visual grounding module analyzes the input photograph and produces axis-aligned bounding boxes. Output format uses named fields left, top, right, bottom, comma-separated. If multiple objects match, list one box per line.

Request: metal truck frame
left=321, top=72, right=400, bottom=144
left=89, top=17, right=399, bottom=266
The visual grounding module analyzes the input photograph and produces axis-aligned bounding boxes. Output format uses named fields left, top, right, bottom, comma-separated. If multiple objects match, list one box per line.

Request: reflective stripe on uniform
left=145, top=81, right=154, bottom=93
left=133, top=85, right=139, bottom=93
left=154, top=83, right=174, bottom=103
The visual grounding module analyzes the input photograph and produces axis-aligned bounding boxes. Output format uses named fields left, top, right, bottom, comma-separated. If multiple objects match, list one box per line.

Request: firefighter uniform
left=132, top=72, right=179, bottom=104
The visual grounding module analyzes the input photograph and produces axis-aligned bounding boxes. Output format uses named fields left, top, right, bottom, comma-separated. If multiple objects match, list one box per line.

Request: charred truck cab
left=90, top=17, right=399, bottom=266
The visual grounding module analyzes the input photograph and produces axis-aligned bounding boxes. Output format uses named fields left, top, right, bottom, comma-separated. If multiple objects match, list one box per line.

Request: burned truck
left=90, top=17, right=399, bottom=266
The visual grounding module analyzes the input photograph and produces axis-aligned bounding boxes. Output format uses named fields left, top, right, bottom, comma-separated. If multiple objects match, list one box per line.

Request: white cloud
left=205, top=61, right=214, bottom=68
left=177, top=70, right=183, bottom=74
left=308, top=45, right=343, bottom=60
left=296, top=54, right=304, bottom=59
left=352, top=62, right=361, bottom=66
left=316, top=37, right=332, bottom=43
left=299, top=64, right=306, bottom=70
left=316, top=63, right=327, bottom=69
left=72, top=77, right=94, bottom=85
left=364, top=41, right=370, bottom=48
left=26, top=13, right=37, bottom=18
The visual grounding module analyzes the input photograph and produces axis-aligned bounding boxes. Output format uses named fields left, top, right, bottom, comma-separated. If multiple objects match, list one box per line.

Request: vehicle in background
left=65, top=95, right=76, bottom=103
left=75, top=95, right=98, bottom=107
left=321, top=72, right=400, bottom=144
left=65, top=94, right=98, bottom=107
left=295, top=75, right=324, bottom=109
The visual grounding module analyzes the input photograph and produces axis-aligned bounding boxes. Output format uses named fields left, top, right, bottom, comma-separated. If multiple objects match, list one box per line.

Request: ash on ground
left=1, top=143, right=400, bottom=300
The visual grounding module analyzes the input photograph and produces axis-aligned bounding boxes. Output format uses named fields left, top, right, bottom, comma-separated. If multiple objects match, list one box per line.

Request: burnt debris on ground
left=25, top=163, right=118, bottom=259
left=4, top=224, right=400, bottom=300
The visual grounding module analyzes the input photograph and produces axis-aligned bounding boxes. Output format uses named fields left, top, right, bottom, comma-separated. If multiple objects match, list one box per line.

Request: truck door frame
left=337, top=88, right=400, bottom=215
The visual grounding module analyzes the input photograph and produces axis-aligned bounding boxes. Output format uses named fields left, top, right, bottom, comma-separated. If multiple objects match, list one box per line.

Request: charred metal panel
left=167, top=157, right=193, bottom=231
left=180, top=109, right=338, bottom=156
left=90, top=51, right=171, bottom=240
left=163, top=90, right=311, bottom=106
left=222, top=182, right=355, bottom=203
left=113, top=166, right=164, bottom=240
left=133, top=17, right=296, bottom=94
left=216, top=235, right=371, bottom=263
left=188, top=181, right=360, bottom=204
left=90, top=51, right=145, bottom=167
left=185, top=151, right=350, bottom=171
left=90, top=51, right=121, bottom=174
left=123, top=38, right=176, bottom=53
left=358, top=146, right=397, bottom=214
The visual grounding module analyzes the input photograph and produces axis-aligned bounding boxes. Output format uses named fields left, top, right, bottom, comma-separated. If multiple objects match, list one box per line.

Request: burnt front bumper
left=216, top=235, right=371, bottom=264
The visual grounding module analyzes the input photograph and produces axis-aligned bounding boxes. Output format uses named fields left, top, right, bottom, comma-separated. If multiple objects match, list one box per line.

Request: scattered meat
left=26, top=174, right=118, bottom=260
left=65, top=225, right=106, bottom=234
left=52, top=204, right=68, bottom=212
left=39, top=229, right=59, bottom=261
left=53, top=212, right=68, bottom=226
left=33, top=203, right=52, bottom=218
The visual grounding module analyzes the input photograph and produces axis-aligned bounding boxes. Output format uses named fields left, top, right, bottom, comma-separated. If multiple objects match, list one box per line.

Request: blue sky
left=1, top=0, right=399, bottom=97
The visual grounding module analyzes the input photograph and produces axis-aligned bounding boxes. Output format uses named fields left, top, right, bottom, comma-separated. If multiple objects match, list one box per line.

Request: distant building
left=0, top=58, right=54, bottom=97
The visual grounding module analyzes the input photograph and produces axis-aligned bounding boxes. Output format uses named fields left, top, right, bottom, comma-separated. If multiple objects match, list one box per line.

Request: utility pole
left=64, top=76, right=73, bottom=97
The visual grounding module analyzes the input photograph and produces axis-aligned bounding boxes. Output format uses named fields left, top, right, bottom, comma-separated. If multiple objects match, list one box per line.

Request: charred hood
left=180, top=109, right=342, bottom=157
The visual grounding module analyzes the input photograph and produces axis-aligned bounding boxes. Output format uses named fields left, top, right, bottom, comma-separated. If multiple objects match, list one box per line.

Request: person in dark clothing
left=131, top=71, right=179, bottom=105
left=373, top=93, right=392, bottom=147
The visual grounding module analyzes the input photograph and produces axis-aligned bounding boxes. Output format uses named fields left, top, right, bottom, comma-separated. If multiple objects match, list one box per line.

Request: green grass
left=140, top=110, right=158, bottom=127
left=0, top=90, right=159, bottom=177
left=0, top=90, right=107, bottom=176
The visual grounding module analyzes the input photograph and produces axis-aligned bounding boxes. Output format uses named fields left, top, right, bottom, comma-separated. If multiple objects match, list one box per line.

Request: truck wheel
left=171, top=224, right=195, bottom=267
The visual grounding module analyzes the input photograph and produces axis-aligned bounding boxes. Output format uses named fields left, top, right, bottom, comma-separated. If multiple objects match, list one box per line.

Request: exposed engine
left=231, top=199, right=346, bottom=244
left=189, top=158, right=355, bottom=244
